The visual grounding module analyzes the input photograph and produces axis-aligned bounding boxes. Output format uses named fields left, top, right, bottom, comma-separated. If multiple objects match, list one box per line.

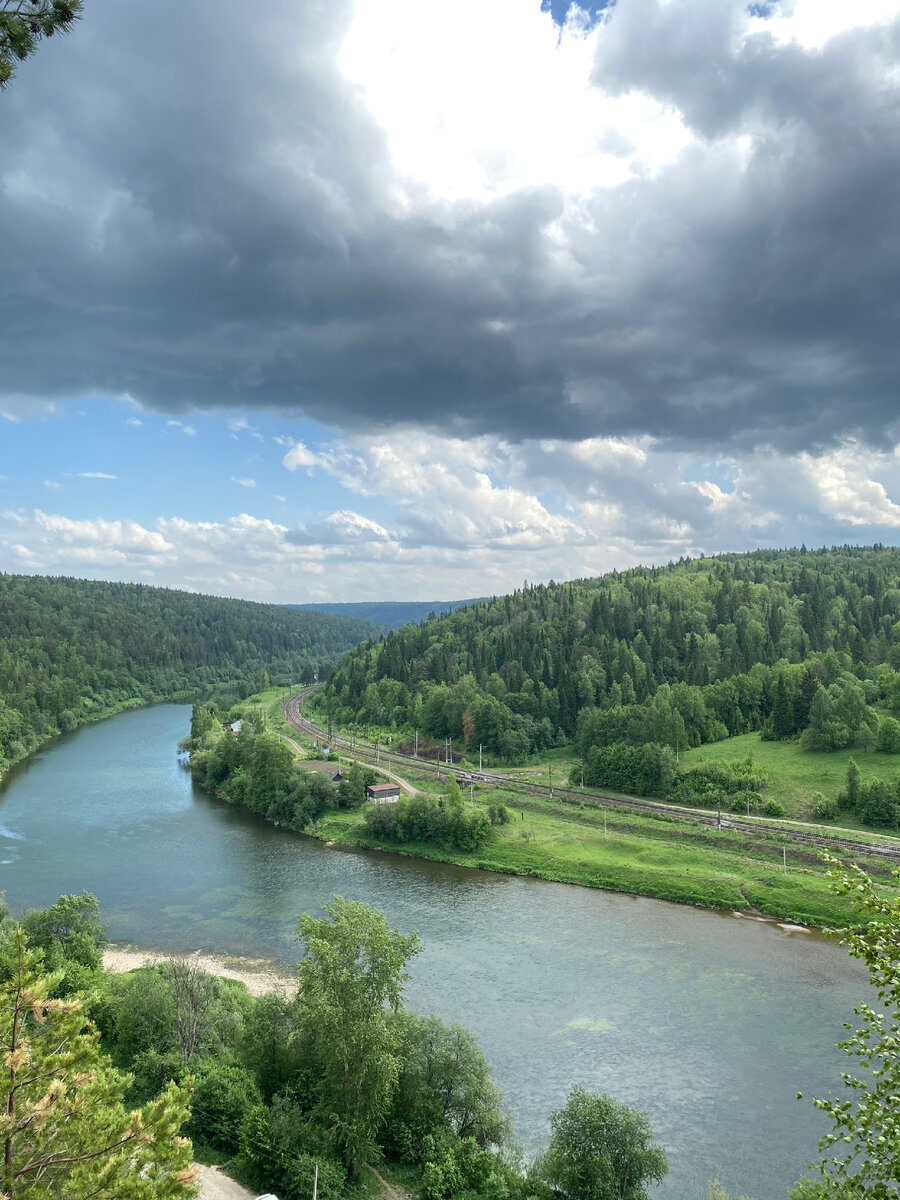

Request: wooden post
left=717, top=792, right=722, bottom=830
left=549, top=762, right=553, bottom=800
left=313, top=1162, right=318, bottom=1200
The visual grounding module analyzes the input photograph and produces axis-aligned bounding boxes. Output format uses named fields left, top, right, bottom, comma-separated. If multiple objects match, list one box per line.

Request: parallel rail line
left=283, top=688, right=900, bottom=862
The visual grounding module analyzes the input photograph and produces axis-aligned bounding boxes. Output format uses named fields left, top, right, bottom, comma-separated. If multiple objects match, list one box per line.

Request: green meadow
left=680, top=732, right=900, bottom=823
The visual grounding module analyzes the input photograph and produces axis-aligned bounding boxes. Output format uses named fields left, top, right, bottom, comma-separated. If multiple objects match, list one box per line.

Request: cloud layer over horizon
left=3, top=0, right=900, bottom=599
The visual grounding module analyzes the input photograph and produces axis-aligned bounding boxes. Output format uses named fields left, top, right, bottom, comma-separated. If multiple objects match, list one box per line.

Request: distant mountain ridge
left=286, top=598, right=487, bottom=629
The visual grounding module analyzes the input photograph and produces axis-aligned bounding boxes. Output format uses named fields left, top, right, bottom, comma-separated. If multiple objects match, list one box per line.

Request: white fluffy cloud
left=7, top=429, right=900, bottom=599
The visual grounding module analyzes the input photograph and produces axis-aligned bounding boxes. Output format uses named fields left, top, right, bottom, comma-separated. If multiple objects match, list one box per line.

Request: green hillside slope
left=0, top=574, right=380, bottom=769
left=320, top=546, right=900, bottom=826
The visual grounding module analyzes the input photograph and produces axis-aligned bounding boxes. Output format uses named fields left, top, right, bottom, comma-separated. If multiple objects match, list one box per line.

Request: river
left=0, top=704, right=869, bottom=1200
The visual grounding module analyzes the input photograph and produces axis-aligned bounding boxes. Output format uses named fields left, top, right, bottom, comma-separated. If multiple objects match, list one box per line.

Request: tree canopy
left=535, top=1085, right=668, bottom=1200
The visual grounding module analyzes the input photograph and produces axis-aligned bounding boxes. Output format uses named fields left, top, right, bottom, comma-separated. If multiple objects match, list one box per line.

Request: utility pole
left=375, top=739, right=380, bottom=763
left=604, top=808, right=607, bottom=838
left=580, top=758, right=584, bottom=788
left=549, top=762, right=553, bottom=799
left=313, top=1163, right=318, bottom=1200
left=479, top=743, right=483, bottom=771
left=716, top=792, right=722, bottom=830
left=746, top=785, right=750, bottom=817
left=415, top=729, right=418, bottom=758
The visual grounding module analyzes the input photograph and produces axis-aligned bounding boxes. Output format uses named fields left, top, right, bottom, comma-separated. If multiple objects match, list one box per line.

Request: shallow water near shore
left=0, top=703, right=869, bottom=1200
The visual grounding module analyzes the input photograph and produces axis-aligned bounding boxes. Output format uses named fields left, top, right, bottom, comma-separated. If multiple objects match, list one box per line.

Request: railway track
left=283, top=687, right=900, bottom=862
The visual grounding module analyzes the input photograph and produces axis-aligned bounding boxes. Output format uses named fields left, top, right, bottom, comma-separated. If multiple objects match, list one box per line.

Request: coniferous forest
left=321, top=547, right=900, bottom=814
left=0, top=574, right=382, bottom=769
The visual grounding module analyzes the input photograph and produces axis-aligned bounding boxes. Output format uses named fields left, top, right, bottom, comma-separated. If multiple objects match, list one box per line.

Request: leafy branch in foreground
left=793, top=855, right=900, bottom=1198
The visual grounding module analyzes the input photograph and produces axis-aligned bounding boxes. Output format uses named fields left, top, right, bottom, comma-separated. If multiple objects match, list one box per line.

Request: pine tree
left=0, top=928, right=197, bottom=1199
left=771, top=676, right=794, bottom=739
left=0, top=2, right=82, bottom=89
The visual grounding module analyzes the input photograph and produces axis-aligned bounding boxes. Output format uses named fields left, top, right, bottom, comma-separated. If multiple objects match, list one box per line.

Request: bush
left=811, top=792, right=838, bottom=820
left=763, top=799, right=785, bottom=817
left=188, top=1061, right=262, bottom=1153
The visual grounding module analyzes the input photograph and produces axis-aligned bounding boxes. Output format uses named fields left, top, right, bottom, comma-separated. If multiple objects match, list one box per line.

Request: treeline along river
left=0, top=704, right=870, bottom=1200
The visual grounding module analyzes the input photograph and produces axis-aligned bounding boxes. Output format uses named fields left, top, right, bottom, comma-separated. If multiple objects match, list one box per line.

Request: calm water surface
left=0, top=705, right=869, bottom=1200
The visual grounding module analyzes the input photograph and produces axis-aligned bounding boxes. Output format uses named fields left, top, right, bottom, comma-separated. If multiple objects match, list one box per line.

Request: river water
left=0, top=704, right=869, bottom=1200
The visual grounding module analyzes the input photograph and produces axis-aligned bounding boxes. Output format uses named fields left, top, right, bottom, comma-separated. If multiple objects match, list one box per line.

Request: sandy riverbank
left=103, top=945, right=296, bottom=997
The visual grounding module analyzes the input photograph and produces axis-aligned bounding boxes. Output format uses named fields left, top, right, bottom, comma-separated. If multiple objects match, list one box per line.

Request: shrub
left=763, top=799, right=785, bottom=817
left=811, top=792, right=838, bottom=820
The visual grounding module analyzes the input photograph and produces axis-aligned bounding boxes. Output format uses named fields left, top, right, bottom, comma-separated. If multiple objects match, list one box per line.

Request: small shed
left=366, top=782, right=401, bottom=803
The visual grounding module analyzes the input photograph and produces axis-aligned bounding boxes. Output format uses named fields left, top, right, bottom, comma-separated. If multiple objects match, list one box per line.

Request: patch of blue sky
left=0, top=401, right=356, bottom=526
left=746, top=2, right=777, bottom=17
left=679, top=457, right=738, bottom=493
left=540, top=0, right=613, bottom=28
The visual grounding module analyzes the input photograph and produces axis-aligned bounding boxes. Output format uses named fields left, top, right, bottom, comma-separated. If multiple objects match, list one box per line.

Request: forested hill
left=322, top=545, right=900, bottom=764
left=0, top=574, right=381, bottom=767
left=286, top=598, right=486, bottom=628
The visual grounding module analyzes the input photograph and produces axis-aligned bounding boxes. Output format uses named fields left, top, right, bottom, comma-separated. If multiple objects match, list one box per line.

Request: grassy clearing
left=229, top=691, right=898, bottom=927
left=680, top=732, right=900, bottom=823
left=312, top=789, right=894, bottom=928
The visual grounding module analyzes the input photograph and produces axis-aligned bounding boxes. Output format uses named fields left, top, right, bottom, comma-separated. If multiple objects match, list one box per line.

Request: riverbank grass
left=312, top=801, right=885, bottom=927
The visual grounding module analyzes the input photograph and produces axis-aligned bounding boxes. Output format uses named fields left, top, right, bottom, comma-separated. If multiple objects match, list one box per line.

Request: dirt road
left=196, top=1164, right=256, bottom=1199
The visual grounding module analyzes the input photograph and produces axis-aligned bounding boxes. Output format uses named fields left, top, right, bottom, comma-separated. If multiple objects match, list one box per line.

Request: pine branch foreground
left=0, top=1, right=82, bottom=89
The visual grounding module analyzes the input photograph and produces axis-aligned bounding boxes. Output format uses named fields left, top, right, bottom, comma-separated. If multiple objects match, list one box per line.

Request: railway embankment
left=269, top=689, right=900, bottom=929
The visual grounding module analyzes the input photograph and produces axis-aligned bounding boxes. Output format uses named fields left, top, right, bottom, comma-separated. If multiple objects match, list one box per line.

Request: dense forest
left=0, top=574, right=381, bottom=768
left=320, top=547, right=900, bottom=809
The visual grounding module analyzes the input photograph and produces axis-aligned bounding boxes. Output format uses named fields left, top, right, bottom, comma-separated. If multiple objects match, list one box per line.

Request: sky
left=3, top=0, right=900, bottom=602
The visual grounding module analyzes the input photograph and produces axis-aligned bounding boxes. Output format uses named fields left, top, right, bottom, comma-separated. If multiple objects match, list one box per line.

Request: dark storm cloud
left=2, top=0, right=900, bottom=452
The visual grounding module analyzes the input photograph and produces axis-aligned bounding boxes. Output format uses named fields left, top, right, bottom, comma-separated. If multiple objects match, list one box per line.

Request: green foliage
left=706, top=1182, right=756, bottom=1200
left=0, top=928, right=196, bottom=1199
left=364, top=792, right=492, bottom=851
left=0, top=0, right=82, bottom=89
left=811, top=792, right=838, bottom=820
left=579, top=741, right=676, bottom=797
left=336, top=760, right=367, bottom=808
left=534, top=1085, right=668, bottom=1200
left=762, top=799, right=785, bottom=817
left=385, top=1011, right=510, bottom=1160
left=323, top=547, right=900, bottom=770
left=239, top=1097, right=346, bottom=1200
left=186, top=1060, right=261, bottom=1154
left=673, top=755, right=765, bottom=809
left=295, top=896, right=421, bottom=1174
left=18, top=891, right=106, bottom=995
left=189, top=715, right=339, bottom=830
left=876, top=716, right=900, bottom=753
left=795, top=856, right=900, bottom=1197
left=0, top=573, right=380, bottom=768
